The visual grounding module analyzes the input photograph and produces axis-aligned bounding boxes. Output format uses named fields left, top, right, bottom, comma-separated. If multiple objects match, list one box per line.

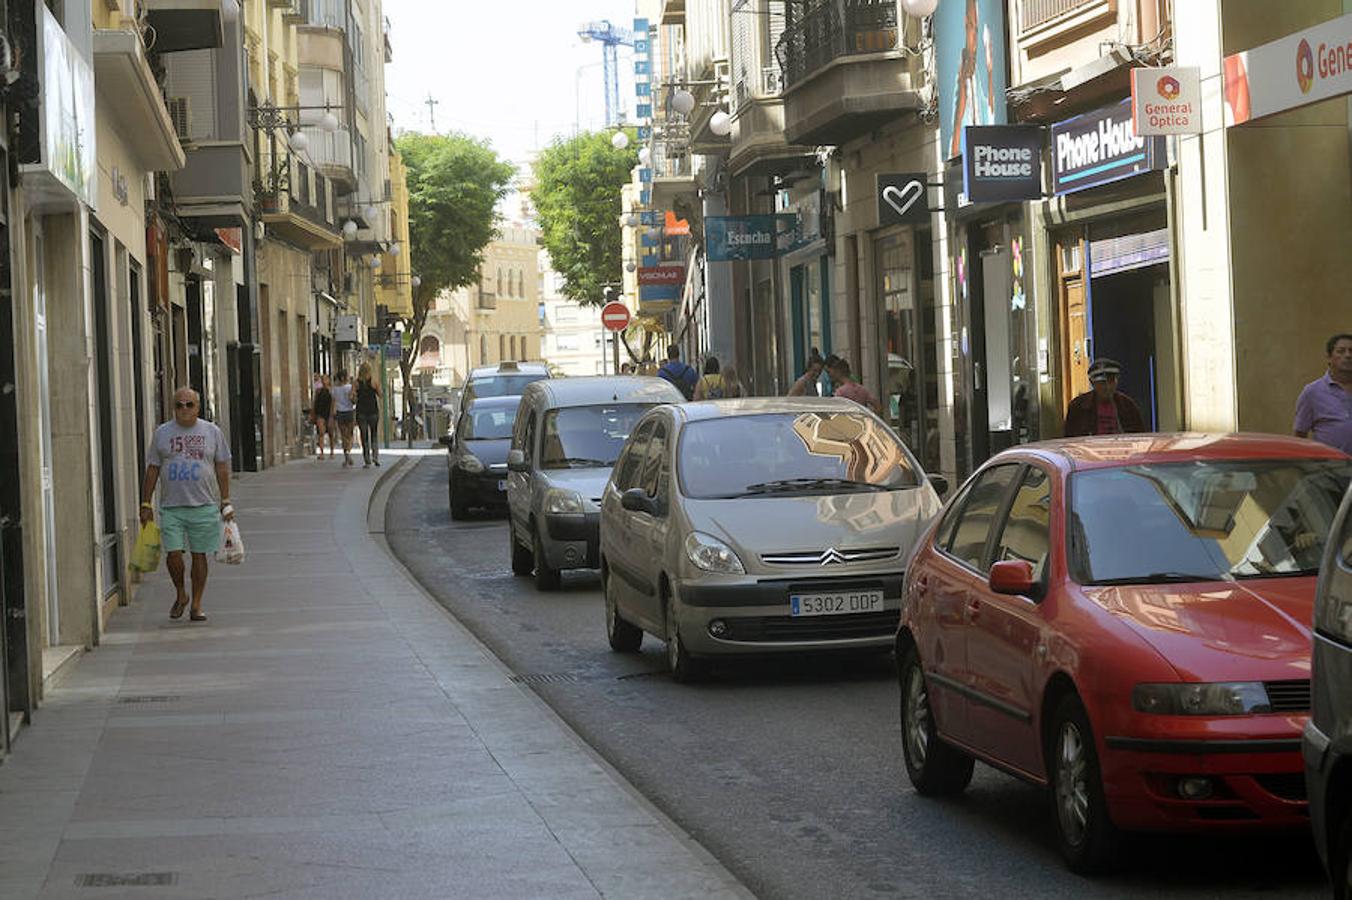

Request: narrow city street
left=387, top=454, right=1331, bottom=900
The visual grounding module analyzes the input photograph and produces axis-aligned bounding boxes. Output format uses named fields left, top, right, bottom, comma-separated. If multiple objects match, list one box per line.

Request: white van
left=506, top=376, right=685, bottom=590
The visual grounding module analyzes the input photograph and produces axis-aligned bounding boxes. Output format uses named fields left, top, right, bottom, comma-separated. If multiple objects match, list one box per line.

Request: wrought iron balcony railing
left=775, top=0, right=899, bottom=92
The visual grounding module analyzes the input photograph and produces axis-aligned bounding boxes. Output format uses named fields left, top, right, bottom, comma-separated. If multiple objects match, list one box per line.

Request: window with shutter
left=164, top=50, right=219, bottom=142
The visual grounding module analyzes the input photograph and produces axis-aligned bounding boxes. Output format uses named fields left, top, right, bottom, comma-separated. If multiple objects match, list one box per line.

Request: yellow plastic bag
left=131, top=520, right=161, bottom=573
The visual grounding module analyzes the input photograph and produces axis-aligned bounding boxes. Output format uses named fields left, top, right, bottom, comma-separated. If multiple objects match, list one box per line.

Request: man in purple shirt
left=1294, top=333, right=1352, bottom=455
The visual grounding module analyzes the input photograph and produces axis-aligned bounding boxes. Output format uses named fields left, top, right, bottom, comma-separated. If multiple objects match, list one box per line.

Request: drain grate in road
left=116, top=695, right=181, bottom=704
left=508, top=673, right=580, bottom=685
left=76, top=872, right=177, bottom=887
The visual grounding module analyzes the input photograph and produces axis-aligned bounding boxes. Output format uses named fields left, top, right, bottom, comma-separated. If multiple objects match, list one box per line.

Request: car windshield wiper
left=742, top=477, right=888, bottom=495
left=549, top=457, right=612, bottom=468
left=1087, top=571, right=1230, bottom=586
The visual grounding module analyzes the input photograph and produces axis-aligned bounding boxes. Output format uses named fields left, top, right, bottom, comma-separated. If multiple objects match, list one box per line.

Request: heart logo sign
left=882, top=180, right=924, bottom=218
left=877, top=174, right=930, bottom=225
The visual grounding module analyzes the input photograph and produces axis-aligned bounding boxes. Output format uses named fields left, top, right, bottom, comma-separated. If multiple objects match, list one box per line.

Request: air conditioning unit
left=166, top=97, right=192, bottom=142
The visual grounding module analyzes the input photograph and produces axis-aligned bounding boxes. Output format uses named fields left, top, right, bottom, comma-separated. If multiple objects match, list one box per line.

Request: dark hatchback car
left=1306, top=482, right=1352, bottom=900
left=442, top=395, right=520, bottom=519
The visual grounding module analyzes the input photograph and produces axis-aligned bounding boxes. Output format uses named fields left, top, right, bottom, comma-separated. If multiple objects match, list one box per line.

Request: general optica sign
left=1050, top=99, right=1164, bottom=195
left=1130, top=66, right=1202, bottom=135
left=1224, top=11, right=1352, bottom=125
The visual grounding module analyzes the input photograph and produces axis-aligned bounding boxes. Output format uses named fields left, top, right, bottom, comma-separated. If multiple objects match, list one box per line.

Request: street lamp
left=709, top=110, right=732, bottom=137
left=638, top=146, right=651, bottom=166
left=611, top=130, right=630, bottom=150
left=671, top=88, right=696, bottom=116
left=288, top=129, right=309, bottom=152
left=901, top=0, right=939, bottom=15
left=342, top=220, right=359, bottom=240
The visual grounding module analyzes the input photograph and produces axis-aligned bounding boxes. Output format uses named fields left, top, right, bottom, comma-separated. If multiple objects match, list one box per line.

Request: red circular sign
left=601, top=301, right=631, bottom=332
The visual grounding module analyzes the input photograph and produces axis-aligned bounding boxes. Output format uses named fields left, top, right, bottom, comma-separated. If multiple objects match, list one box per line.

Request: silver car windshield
left=678, top=412, right=920, bottom=499
left=540, top=404, right=653, bottom=469
left=1069, top=459, right=1352, bottom=585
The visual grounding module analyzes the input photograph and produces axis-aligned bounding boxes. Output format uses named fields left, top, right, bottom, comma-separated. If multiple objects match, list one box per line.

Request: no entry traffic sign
left=601, top=301, right=631, bottom=332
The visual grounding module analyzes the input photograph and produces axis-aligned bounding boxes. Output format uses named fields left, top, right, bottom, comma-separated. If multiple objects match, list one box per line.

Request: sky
left=382, top=0, right=639, bottom=169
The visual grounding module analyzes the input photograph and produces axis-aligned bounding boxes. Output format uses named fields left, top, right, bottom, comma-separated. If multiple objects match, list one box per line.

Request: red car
left=896, top=434, right=1352, bottom=873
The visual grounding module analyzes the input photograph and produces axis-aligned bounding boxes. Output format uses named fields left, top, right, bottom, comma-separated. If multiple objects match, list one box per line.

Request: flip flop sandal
left=170, top=598, right=189, bottom=619
left=189, top=611, right=208, bottom=622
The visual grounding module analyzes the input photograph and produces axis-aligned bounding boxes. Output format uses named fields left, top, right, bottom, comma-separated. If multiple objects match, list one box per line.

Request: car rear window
left=466, top=373, right=546, bottom=401
left=677, top=412, right=920, bottom=500
left=1069, top=458, right=1352, bottom=584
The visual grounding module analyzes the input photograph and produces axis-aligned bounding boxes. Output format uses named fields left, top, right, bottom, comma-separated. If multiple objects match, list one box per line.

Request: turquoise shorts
left=160, top=505, right=223, bottom=555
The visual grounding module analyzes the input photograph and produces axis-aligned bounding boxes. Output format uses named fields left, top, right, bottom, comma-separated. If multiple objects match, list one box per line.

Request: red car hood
left=1083, top=577, right=1314, bottom=683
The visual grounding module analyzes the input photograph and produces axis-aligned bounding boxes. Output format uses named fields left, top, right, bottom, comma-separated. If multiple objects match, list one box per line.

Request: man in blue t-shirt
left=656, top=344, right=697, bottom=400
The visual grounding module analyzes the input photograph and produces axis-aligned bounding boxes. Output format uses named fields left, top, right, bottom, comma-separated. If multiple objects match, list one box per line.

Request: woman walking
left=331, top=370, right=357, bottom=467
left=355, top=363, right=382, bottom=468
left=719, top=364, right=745, bottom=398
left=311, top=375, right=334, bottom=459
left=693, top=357, right=726, bottom=400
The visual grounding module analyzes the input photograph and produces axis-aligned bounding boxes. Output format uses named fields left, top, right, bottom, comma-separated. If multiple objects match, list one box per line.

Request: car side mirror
left=989, top=559, right=1038, bottom=598
left=928, top=474, right=949, bottom=497
left=620, top=488, right=656, bottom=516
left=507, top=449, right=528, bottom=472
left=439, top=434, right=455, bottom=449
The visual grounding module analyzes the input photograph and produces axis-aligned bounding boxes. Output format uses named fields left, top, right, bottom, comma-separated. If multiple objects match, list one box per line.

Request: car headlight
left=1132, top=682, right=1271, bottom=716
left=684, top=531, right=745, bottom=575
left=544, top=489, right=585, bottom=515
left=455, top=454, right=485, bottom=474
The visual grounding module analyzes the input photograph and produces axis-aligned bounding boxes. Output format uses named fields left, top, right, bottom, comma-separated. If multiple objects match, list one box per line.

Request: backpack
left=703, top=375, right=724, bottom=400
left=659, top=361, right=696, bottom=401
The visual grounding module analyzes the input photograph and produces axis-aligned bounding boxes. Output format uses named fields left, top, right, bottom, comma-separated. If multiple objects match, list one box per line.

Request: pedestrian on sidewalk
left=332, top=370, right=357, bottom=466
left=312, top=375, right=334, bottom=460
left=356, top=362, right=382, bottom=468
left=1294, top=333, right=1352, bottom=455
left=138, top=387, right=234, bottom=622
left=694, top=356, right=727, bottom=400
left=1063, top=357, right=1147, bottom=437
left=826, top=356, right=881, bottom=414
left=719, top=363, right=745, bottom=398
left=788, top=351, right=825, bottom=397
left=657, top=344, right=698, bottom=400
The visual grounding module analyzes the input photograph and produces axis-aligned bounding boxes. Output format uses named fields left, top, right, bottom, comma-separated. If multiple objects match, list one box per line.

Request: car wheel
left=603, top=570, right=642, bottom=653
left=1335, top=813, right=1352, bottom=900
left=509, top=523, right=533, bottom=577
left=449, top=482, right=468, bottom=521
left=533, top=526, right=561, bottom=591
left=898, top=645, right=973, bottom=796
left=664, top=593, right=703, bottom=683
left=1049, top=693, right=1118, bottom=875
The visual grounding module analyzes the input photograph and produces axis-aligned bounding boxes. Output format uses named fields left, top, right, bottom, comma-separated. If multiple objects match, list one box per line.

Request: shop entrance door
left=33, top=229, right=59, bottom=646
left=90, top=230, right=121, bottom=605
left=1056, top=236, right=1091, bottom=404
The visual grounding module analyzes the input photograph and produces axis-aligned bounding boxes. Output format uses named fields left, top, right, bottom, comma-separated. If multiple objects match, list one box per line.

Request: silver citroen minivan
left=598, top=397, right=946, bottom=681
left=506, top=376, right=686, bottom=591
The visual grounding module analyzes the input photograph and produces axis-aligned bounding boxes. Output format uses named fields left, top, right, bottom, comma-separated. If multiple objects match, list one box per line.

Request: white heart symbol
left=882, top=180, right=924, bottom=219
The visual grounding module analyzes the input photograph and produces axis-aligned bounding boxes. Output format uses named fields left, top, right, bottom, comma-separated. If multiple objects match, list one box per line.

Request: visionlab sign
left=961, top=125, right=1044, bottom=202
left=1051, top=99, right=1164, bottom=195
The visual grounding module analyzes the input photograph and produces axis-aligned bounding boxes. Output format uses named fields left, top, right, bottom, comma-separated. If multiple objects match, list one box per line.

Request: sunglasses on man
left=175, top=401, right=197, bottom=409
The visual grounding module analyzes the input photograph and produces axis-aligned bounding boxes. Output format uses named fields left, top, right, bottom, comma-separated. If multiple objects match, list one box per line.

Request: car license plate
left=790, top=590, right=884, bottom=617
left=497, top=480, right=507, bottom=492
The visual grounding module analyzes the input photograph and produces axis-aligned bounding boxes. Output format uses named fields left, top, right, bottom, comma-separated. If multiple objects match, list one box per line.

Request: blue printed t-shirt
left=147, top=419, right=232, bottom=508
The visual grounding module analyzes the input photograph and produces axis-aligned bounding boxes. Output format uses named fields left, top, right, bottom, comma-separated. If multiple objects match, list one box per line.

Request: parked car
left=1306, top=481, right=1352, bottom=900
left=507, top=376, right=685, bottom=591
left=440, top=395, right=520, bottom=519
left=599, top=397, right=946, bottom=681
left=896, top=434, right=1351, bottom=874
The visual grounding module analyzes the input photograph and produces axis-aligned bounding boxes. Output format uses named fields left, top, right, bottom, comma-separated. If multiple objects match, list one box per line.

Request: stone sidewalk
left=0, top=453, right=749, bottom=899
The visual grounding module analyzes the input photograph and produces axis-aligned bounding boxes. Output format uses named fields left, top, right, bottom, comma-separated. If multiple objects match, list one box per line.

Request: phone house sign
left=1051, top=99, right=1165, bottom=194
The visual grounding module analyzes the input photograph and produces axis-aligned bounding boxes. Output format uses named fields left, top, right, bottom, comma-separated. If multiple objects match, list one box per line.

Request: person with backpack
left=657, top=344, right=698, bottom=400
left=694, top=356, right=727, bottom=400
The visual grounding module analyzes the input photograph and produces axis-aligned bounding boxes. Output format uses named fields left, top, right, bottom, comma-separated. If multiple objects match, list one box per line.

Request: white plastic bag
left=217, top=519, right=246, bottom=565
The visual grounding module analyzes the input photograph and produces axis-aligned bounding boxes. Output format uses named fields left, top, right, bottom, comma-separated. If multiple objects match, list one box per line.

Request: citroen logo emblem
left=820, top=548, right=847, bottom=566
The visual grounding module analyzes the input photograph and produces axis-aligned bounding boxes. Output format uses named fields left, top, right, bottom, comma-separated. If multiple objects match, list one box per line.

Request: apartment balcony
left=649, top=140, right=699, bottom=212
left=258, top=158, right=342, bottom=251
left=92, top=28, right=185, bottom=171
left=299, top=126, right=355, bottom=190
left=660, top=0, right=685, bottom=25
left=729, top=84, right=814, bottom=179
left=270, top=0, right=308, bottom=24
left=143, top=0, right=224, bottom=53
left=776, top=0, right=922, bottom=146
left=477, top=289, right=497, bottom=311
left=305, top=0, right=346, bottom=30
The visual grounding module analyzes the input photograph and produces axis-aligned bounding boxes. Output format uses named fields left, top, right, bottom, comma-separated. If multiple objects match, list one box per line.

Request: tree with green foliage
left=395, top=132, right=514, bottom=434
left=531, top=131, right=637, bottom=305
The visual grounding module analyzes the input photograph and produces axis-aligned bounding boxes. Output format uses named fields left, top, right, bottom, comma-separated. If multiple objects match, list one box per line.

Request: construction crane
left=577, top=20, right=635, bottom=128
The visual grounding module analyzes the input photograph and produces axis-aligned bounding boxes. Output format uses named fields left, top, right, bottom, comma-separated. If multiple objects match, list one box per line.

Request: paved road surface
left=387, top=455, right=1328, bottom=900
